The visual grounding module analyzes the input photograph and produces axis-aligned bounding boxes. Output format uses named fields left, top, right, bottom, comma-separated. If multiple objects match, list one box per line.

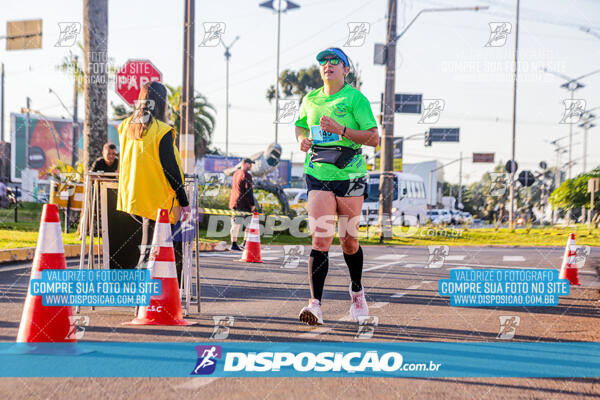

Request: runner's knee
left=312, top=236, right=333, bottom=252
left=340, top=236, right=359, bottom=254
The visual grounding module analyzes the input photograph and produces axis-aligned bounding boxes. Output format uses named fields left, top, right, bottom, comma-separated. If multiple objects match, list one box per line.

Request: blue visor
left=316, top=48, right=349, bottom=66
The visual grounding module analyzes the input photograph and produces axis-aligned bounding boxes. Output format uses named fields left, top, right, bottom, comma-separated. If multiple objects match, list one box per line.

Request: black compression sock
left=309, top=249, right=329, bottom=302
left=344, top=246, right=363, bottom=292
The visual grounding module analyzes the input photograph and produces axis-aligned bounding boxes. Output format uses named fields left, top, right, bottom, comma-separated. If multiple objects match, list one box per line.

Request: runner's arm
left=295, top=126, right=308, bottom=142
left=319, top=116, right=379, bottom=147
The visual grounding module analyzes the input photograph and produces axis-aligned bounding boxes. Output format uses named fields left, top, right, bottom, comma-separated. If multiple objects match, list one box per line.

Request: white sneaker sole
left=299, top=308, right=322, bottom=326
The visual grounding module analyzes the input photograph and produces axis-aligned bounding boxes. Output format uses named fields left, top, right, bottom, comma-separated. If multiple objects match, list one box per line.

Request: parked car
left=449, top=209, right=464, bottom=224
left=426, top=210, right=445, bottom=225
left=284, top=188, right=308, bottom=206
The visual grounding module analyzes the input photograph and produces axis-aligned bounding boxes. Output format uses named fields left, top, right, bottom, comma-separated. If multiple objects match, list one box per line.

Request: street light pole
left=259, top=0, right=300, bottom=145
left=274, top=0, right=281, bottom=144
left=541, top=68, right=600, bottom=179
left=220, top=36, right=239, bottom=157
left=509, top=0, right=520, bottom=230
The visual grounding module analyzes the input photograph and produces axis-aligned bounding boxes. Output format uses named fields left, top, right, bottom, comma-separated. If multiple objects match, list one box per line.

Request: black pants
left=113, top=215, right=183, bottom=285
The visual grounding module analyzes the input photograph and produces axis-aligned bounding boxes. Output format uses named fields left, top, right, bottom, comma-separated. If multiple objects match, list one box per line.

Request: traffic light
left=424, top=131, right=432, bottom=147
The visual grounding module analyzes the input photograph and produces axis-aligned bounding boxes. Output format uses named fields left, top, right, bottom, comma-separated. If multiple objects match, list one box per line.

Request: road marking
left=391, top=283, right=425, bottom=298
left=363, top=260, right=406, bottom=272
left=178, top=377, right=220, bottom=389
left=262, top=256, right=279, bottom=261
left=374, top=254, right=407, bottom=261
left=446, top=255, right=466, bottom=261
left=261, top=250, right=279, bottom=254
left=0, top=265, right=31, bottom=272
left=503, top=255, right=525, bottom=262
left=370, top=302, right=388, bottom=309
left=299, top=315, right=353, bottom=339
left=329, top=252, right=343, bottom=257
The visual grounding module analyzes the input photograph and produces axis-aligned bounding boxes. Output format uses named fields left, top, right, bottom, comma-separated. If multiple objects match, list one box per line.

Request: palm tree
left=111, top=85, right=216, bottom=159
left=83, top=0, right=108, bottom=172
left=266, top=65, right=361, bottom=102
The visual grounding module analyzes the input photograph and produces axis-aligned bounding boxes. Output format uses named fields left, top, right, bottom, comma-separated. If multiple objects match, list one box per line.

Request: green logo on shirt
left=334, top=102, right=348, bottom=117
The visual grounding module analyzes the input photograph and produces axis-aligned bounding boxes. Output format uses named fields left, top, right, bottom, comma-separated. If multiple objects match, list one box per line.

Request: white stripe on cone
left=152, top=222, right=172, bottom=247
left=149, top=260, right=177, bottom=278
left=36, top=222, right=64, bottom=254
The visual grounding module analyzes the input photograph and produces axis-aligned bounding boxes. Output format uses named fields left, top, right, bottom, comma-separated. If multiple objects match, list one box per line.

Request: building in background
left=403, top=160, right=443, bottom=207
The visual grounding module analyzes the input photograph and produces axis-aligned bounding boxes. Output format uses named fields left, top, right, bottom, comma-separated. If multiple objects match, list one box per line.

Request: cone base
left=124, top=317, right=195, bottom=326
left=9, top=343, right=91, bottom=355
left=560, top=268, right=581, bottom=286
left=238, top=258, right=264, bottom=263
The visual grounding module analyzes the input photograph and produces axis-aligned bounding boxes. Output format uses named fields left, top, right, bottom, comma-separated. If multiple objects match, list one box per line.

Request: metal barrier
left=76, top=172, right=202, bottom=315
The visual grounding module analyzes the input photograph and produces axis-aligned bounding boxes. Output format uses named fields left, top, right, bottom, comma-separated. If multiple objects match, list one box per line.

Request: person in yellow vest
left=116, top=81, right=191, bottom=275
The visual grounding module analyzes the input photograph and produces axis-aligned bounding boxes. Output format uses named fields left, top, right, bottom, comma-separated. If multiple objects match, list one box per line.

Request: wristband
left=342, top=126, right=347, bottom=137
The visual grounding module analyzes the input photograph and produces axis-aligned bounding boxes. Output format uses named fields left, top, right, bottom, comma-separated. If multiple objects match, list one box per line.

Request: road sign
left=115, top=60, right=162, bottom=106
left=588, top=178, right=599, bottom=193
left=505, top=160, right=518, bottom=174
left=473, top=153, right=494, bottom=163
left=429, top=128, right=459, bottom=143
left=6, top=19, right=42, bottom=50
left=373, top=137, right=403, bottom=171
left=394, top=93, right=422, bottom=113
left=518, top=170, right=535, bottom=187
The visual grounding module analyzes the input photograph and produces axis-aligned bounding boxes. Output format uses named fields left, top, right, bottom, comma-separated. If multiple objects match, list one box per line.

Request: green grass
left=259, top=225, right=600, bottom=247
left=2, top=203, right=598, bottom=250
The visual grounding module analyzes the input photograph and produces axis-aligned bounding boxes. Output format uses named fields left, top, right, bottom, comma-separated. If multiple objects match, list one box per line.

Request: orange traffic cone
left=127, top=209, right=194, bottom=325
left=17, top=204, right=75, bottom=343
left=239, top=212, right=263, bottom=263
left=559, top=233, right=580, bottom=286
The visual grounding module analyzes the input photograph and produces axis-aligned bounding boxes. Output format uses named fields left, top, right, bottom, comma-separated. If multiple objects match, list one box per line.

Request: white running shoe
left=349, top=284, right=369, bottom=321
left=299, top=299, right=323, bottom=326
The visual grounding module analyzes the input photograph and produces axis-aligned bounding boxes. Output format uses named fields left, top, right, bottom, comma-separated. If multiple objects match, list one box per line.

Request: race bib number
left=311, top=125, right=340, bottom=144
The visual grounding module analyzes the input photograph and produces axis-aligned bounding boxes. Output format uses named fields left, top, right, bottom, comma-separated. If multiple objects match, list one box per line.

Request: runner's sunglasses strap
left=310, top=145, right=361, bottom=169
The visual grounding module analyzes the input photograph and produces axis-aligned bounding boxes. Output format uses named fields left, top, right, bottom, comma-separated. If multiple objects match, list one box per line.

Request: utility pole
left=220, top=36, right=239, bottom=157
left=458, top=151, right=463, bottom=208
left=1, top=63, right=4, bottom=142
left=83, top=0, right=108, bottom=174
left=25, top=97, right=31, bottom=168
left=509, top=0, right=521, bottom=230
left=379, top=0, right=397, bottom=242
left=181, top=0, right=195, bottom=174
left=72, top=56, right=79, bottom=165
left=377, top=5, right=486, bottom=239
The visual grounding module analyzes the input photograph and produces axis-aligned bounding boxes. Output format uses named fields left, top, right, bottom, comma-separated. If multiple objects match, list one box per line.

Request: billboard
left=202, top=155, right=291, bottom=187
left=10, top=113, right=120, bottom=183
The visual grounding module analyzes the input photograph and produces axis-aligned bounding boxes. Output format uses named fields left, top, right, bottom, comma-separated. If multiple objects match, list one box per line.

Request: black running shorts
left=305, top=174, right=367, bottom=198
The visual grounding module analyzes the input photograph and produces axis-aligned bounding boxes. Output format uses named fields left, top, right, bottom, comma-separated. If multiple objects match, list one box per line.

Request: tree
left=549, top=167, right=600, bottom=213
left=266, top=65, right=360, bottom=102
left=83, top=0, right=108, bottom=173
left=110, top=85, right=216, bottom=159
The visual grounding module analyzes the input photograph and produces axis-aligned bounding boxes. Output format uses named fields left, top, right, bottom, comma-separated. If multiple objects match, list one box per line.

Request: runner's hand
left=300, top=137, right=313, bottom=152
left=180, top=205, right=192, bottom=222
left=320, top=115, right=342, bottom=135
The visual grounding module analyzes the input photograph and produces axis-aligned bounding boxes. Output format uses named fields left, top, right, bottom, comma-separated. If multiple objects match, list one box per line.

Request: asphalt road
left=1, top=245, right=599, bottom=399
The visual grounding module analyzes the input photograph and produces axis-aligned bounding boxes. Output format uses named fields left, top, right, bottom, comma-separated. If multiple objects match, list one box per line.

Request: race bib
left=311, top=125, right=340, bottom=145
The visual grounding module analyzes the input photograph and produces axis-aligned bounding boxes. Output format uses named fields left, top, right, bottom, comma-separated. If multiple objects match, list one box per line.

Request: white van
left=361, top=172, right=428, bottom=226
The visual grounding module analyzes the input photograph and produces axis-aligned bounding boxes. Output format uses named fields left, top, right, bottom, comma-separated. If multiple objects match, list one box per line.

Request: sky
left=1, top=0, right=600, bottom=184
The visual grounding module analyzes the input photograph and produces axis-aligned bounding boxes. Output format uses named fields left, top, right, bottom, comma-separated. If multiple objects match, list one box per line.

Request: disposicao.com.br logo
left=191, top=348, right=441, bottom=375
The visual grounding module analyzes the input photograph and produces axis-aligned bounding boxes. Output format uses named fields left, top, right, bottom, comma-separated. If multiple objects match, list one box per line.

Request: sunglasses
left=319, top=58, right=342, bottom=66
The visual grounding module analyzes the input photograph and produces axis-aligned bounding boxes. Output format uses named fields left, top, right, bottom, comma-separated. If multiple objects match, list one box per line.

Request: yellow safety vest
left=117, top=117, right=185, bottom=224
